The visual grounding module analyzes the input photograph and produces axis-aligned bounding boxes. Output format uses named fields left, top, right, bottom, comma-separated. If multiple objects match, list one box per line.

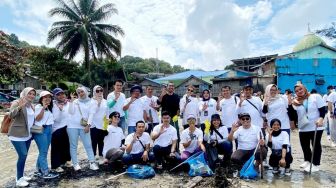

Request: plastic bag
left=126, top=165, right=155, bottom=179
left=239, top=155, right=258, bottom=179
left=187, top=152, right=213, bottom=177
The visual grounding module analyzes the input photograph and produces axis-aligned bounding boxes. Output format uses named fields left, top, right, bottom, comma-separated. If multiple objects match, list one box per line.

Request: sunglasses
left=241, top=117, right=250, bottom=121
left=113, top=115, right=120, bottom=119
left=187, top=118, right=196, bottom=122
left=96, top=89, right=103, bottom=93
left=188, top=89, right=194, bottom=92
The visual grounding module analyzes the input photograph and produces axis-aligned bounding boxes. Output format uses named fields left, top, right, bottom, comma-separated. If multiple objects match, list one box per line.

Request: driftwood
left=183, top=176, right=203, bottom=188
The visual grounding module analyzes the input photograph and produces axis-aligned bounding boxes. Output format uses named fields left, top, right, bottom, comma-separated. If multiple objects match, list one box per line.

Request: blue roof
left=154, top=70, right=228, bottom=82
left=215, top=70, right=253, bottom=78
left=144, top=78, right=163, bottom=85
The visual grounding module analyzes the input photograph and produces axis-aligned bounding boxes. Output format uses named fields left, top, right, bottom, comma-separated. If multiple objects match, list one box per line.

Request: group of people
left=7, top=79, right=335, bottom=187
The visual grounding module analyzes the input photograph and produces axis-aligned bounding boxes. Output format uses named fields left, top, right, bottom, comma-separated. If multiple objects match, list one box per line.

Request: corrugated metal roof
left=215, top=70, right=253, bottom=78
left=154, top=70, right=228, bottom=82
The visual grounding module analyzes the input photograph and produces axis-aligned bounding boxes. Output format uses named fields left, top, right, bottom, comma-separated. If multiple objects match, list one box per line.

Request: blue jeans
left=118, top=116, right=127, bottom=133
left=11, top=139, right=32, bottom=180
left=217, top=141, right=233, bottom=156
left=67, top=128, right=95, bottom=165
left=128, top=126, right=136, bottom=134
left=122, top=151, right=155, bottom=165
left=33, top=125, right=52, bottom=174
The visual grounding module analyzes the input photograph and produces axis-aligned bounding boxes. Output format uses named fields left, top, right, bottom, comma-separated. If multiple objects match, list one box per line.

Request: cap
left=130, top=85, right=143, bottom=93
left=40, top=91, right=53, bottom=98
left=187, top=114, right=196, bottom=120
left=238, top=113, right=250, bottom=119
left=327, top=85, right=333, bottom=90
left=52, top=88, right=64, bottom=96
left=243, top=84, right=253, bottom=90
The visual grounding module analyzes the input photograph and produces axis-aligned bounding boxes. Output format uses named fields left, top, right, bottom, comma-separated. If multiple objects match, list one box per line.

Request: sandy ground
left=1, top=115, right=336, bottom=188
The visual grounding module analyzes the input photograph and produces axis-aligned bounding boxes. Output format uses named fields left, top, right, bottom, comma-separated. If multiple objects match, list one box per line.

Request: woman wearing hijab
left=8, top=87, right=36, bottom=187
left=262, top=84, right=293, bottom=137
left=33, top=90, right=59, bottom=179
left=266, top=119, right=293, bottom=176
left=67, top=86, right=99, bottom=171
left=88, top=85, right=109, bottom=165
left=51, top=88, right=71, bottom=173
left=292, top=84, right=325, bottom=172
left=199, top=89, right=217, bottom=128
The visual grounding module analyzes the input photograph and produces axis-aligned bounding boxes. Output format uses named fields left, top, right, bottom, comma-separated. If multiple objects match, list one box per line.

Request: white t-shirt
left=67, top=99, right=92, bottom=129
left=152, top=124, right=178, bottom=147
left=180, top=96, right=199, bottom=125
left=327, top=92, right=336, bottom=112
left=125, top=132, right=151, bottom=154
left=141, top=95, right=160, bottom=124
left=124, top=98, right=145, bottom=127
left=293, top=94, right=325, bottom=132
left=52, top=101, right=69, bottom=132
left=237, top=96, right=264, bottom=128
left=266, top=131, right=290, bottom=152
left=9, top=106, right=34, bottom=141
left=204, top=126, right=229, bottom=143
left=265, top=96, right=290, bottom=130
left=103, top=125, right=125, bottom=157
left=220, top=96, right=239, bottom=128
left=88, top=99, right=109, bottom=130
left=107, top=91, right=126, bottom=117
left=198, top=99, right=217, bottom=124
left=233, top=125, right=262, bottom=150
left=34, top=104, right=54, bottom=126
left=181, top=128, right=203, bottom=153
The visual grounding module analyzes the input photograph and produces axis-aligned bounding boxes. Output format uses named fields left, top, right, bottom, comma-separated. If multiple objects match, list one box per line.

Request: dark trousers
left=170, top=119, right=180, bottom=152
left=299, top=130, right=323, bottom=165
left=269, top=150, right=293, bottom=168
left=231, top=146, right=267, bottom=167
left=90, top=127, right=105, bottom=156
left=51, top=126, right=71, bottom=169
left=146, top=123, right=159, bottom=134
left=153, top=145, right=172, bottom=164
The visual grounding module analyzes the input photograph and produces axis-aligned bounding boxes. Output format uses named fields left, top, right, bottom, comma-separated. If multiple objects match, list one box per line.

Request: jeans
left=118, top=116, right=127, bottom=134
left=153, top=145, right=172, bottom=164
left=90, top=127, right=105, bottom=156
left=128, top=126, right=136, bottom=134
left=51, top=126, right=71, bottom=169
left=217, top=141, right=233, bottom=159
left=231, top=147, right=267, bottom=167
left=122, top=151, right=155, bottom=165
left=67, top=128, right=95, bottom=165
left=11, top=139, right=32, bottom=180
left=33, top=124, right=52, bottom=174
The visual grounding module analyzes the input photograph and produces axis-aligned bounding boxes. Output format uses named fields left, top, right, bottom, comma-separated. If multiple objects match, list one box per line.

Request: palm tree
left=47, top=0, right=124, bottom=87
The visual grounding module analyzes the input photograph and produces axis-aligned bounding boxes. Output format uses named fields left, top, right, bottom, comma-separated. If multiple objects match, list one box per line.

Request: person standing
left=88, top=85, right=109, bottom=164
left=323, top=85, right=334, bottom=141
left=123, top=85, right=147, bottom=134
left=292, top=84, right=325, bottom=172
left=217, top=86, right=239, bottom=132
left=107, top=80, right=127, bottom=133
left=141, top=85, right=160, bottom=134
left=180, top=85, right=199, bottom=127
left=33, top=91, right=59, bottom=179
left=67, top=87, right=99, bottom=171
left=199, top=89, right=217, bottom=128
left=327, top=89, right=336, bottom=147
left=51, top=88, right=71, bottom=173
left=8, top=87, right=36, bottom=187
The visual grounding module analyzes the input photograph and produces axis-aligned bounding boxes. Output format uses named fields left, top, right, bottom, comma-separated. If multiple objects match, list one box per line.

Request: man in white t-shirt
left=103, top=112, right=125, bottom=164
left=328, top=90, right=336, bottom=146
left=141, top=85, right=160, bottom=134
left=151, top=111, right=178, bottom=169
left=180, top=114, right=205, bottom=161
left=123, top=85, right=147, bottom=134
left=217, top=86, right=239, bottom=132
left=228, top=113, right=267, bottom=169
left=107, top=80, right=127, bottom=133
left=122, top=121, right=154, bottom=165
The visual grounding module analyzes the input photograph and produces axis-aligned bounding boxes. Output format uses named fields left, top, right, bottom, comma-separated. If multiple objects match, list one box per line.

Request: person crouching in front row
left=122, top=121, right=154, bottom=165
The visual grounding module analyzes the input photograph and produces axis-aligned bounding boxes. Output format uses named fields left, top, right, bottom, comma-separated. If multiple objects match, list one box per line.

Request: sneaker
left=304, top=164, right=319, bottom=173
left=98, top=156, right=105, bottom=165
left=73, top=164, right=81, bottom=171
left=285, top=168, right=291, bottom=176
left=89, top=162, right=99, bottom=170
left=263, top=160, right=269, bottom=168
left=33, top=171, right=42, bottom=177
left=16, top=177, right=29, bottom=187
left=23, top=176, right=32, bottom=181
left=327, top=135, right=331, bottom=140
left=55, top=167, right=64, bottom=173
left=156, top=163, right=163, bottom=170
left=272, top=167, right=279, bottom=174
left=65, top=161, right=73, bottom=168
left=42, top=172, right=59, bottom=179
left=300, top=161, right=310, bottom=169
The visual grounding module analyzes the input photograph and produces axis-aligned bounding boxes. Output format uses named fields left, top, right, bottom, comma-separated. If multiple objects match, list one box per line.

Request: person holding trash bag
left=266, top=118, right=293, bottom=176
left=291, top=84, right=325, bottom=173
left=228, top=113, right=267, bottom=170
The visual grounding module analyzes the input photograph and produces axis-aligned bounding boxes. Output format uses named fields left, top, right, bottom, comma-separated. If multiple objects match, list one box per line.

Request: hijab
left=263, top=84, right=281, bottom=105
left=202, top=89, right=211, bottom=101
left=292, top=84, right=310, bottom=106
left=76, top=86, right=91, bottom=103
left=270, top=118, right=281, bottom=137
left=20, top=87, right=35, bottom=106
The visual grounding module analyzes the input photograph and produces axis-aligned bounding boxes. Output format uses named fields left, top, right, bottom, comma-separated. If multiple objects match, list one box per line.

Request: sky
left=0, top=0, right=336, bottom=70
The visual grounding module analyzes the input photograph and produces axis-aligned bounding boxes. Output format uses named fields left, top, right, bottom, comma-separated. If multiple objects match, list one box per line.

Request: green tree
left=47, top=0, right=124, bottom=87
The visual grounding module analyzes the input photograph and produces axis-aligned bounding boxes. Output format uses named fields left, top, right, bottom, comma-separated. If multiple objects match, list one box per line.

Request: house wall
left=139, top=80, right=162, bottom=97
left=212, top=78, right=252, bottom=97
left=293, top=46, right=336, bottom=59
left=175, top=78, right=211, bottom=97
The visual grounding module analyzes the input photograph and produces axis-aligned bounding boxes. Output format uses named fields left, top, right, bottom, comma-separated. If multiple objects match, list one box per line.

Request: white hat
left=187, top=114, right=196, bottom=120
left=40, top=91, right=53, bottom=98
